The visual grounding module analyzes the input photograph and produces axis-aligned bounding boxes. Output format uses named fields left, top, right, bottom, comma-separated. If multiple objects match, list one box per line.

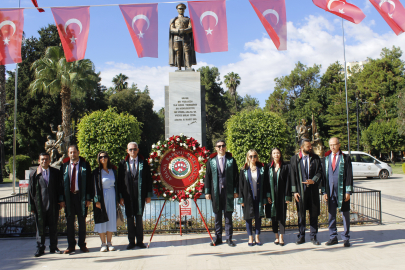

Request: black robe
left=204, top=152, right=239, bottom=213
left=239, top=162, right=266, bottom=220
left=92, top=167, right=121, bottom=224
left=290, top=152, right=323, bottom=220
left=263, top=161, right=291, bottom=220
left=321, top=151, right=354, bottom=212
left=118, top=154, right=153, bottom=217
left=28, top=166, right=63, bottom=236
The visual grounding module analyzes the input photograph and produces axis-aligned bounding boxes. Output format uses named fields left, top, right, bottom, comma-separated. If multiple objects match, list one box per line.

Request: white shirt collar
left=130, top=156, right=138, bottom=162
left=218, top=154, right=225, bottom=158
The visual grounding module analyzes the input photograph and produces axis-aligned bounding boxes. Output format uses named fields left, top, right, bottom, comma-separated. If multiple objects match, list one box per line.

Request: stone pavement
left=0, top=175, right=404, bottom=270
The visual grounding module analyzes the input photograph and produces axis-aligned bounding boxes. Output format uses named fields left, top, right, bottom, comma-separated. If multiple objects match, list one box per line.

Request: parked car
left=342, top=151, right=393, bottom=179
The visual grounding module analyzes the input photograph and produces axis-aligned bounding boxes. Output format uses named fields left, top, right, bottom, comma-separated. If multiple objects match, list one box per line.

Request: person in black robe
left=29, top=152, right=64, bottom=257
left=264, top=147, right=291, bottom=246
left=290, top=139, right=323, bottom=245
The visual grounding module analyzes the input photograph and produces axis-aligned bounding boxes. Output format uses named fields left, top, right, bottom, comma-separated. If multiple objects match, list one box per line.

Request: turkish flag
left=188, top=0, right=228, bottom=53
left=312, top=0, right=366, bottom=24
left=0, top=9, right=24, bottom=65
left=31, top=0, right=45, bottom=13
left=249, top=0, right=287, bottom=50
left=369, top=0, right=405, bottom=35
left=120, top=4, right=158, bottom=58
left=51, top=7, right=90, bottom=62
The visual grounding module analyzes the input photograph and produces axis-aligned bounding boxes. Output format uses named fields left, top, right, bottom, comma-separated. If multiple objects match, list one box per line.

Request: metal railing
left=0, top=186, right=381, bottom=237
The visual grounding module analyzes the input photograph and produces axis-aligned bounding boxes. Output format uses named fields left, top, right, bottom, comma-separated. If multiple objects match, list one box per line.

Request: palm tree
left=224, top=72, right=241, bottom=112
left=112, top=73, right=129, bottom=91
left=30, top=46, right=97, bottom=138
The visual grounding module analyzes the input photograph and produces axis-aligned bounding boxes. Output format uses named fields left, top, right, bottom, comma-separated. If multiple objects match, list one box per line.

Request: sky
left=2, top=0, right=405, bottom=111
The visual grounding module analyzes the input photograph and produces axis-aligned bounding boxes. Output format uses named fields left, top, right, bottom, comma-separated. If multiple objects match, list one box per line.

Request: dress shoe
left=80, top=246, right=90, bottom=253
left=210, top=239, right=223, bottom=246
left=279, top=242, right=285, bottom=246
left=226, top=239, right=236, bottom=247
left=311, top=238, right=320, bottom=245
left=343, top=240, right=351, bottom=247
left=295, top=237, right=305, bottom=245
left=63, top=247, right=75, bottom=254
left=126, top=242, right=136, bottom=250
left=325, top=238, right=338, bottom=246
left=35, top=248, right=45, bottom=257
left=136, top=243, right=147, bottom=249
left=50, top=248, right=61, bottom=254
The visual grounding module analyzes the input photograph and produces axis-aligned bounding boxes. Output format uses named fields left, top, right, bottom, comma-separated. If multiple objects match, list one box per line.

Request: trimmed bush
left=225, top=109, right=288, bottom=168
left=77, top=107, right=142, bottom=169
left=8, top=155, right=32, bottom=180
left=402, top=162, right=405, bottom=174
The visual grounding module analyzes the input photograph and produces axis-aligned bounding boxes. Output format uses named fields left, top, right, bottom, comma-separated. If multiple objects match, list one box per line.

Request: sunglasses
left=99, top=156, right=108, bottom=159
left=128, top=148, right=138, bottom=152
left=249, top=155, right=258, bottom=159
left=216, top=145, right=226, bottom=148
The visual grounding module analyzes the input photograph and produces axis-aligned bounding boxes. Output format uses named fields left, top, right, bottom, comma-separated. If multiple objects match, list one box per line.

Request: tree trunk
left=60, top=86, right=71, bottom=143
left=0, top=65, right=6, bottom=181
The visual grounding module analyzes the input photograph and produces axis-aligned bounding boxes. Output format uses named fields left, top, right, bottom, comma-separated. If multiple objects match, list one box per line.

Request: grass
left=390, top=162, right=404, bottom=174
left=0, top=178, right=20, bottom=184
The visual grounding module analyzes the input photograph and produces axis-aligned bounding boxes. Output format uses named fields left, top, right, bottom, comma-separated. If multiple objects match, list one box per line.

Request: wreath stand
left=147, top=199, right=215, bottom=248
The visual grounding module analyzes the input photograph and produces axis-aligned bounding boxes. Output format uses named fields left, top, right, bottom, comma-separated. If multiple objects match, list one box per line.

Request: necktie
left=332, top=154, right=337, bottom=171
left=70, top=163, right=76, bottom=193
left=43, top=169, right=48, bottom=185
left=304, top=156, right=308, bottom=178
left=219, top=157, right=224, bottom=173
left=132, top=160, right=137, bottom=176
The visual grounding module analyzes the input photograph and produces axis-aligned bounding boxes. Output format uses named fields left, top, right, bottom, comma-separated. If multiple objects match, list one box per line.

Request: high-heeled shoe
left=248, top=242, right=255, bottom=246
left=279, top=242, right=285, bottom=246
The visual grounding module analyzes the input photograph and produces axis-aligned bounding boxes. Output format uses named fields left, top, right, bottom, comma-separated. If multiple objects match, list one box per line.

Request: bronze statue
left=169, top=3, right=197, bottom=70
left=312, top=132, right=325, bottom=158
left=296, top=119, right=311, bottom=141
left=47, top=124, right=67, bottom=167
left=45, top=135, right=58, bottom=163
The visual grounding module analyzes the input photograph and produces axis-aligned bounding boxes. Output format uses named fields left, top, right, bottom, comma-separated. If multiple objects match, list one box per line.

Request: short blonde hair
left=244, top=149, right=261, bottom=168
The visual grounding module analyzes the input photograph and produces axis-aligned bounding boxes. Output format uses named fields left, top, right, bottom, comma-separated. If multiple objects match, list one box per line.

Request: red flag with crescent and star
left=312, top=0, right=366, bottom=24
left=120, top=4, right=158, bottom=58
left=51, top=7, right=90, bottom=62
left=0, top=9, right=24, bottom=65
left=249, top=0, right=287, bottom=50
left=188, top=0, right=228, bottom=53
left=369, top=0, right=405, bottom=35
left=31, top=0, right=45, bottom=13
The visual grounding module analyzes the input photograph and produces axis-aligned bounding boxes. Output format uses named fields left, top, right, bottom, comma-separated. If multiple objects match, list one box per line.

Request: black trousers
left=296, top=200, right=318, bottom=239
left=66, top=193, right=86, bottom=248
left=271, top=216, right=286, bottom=234
left=127, top=215, right=143, bottom=244
left=214, top=189, right=233, bottom=241
left=36, top=209, right=58, bottom=250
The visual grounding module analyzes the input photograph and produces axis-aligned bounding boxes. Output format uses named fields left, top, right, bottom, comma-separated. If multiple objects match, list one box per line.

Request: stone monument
left=165, top=3, right=206, bottom=146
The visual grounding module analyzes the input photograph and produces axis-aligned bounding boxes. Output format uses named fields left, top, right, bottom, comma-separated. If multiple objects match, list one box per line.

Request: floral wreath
left=148, top=134, right=210, bottom=203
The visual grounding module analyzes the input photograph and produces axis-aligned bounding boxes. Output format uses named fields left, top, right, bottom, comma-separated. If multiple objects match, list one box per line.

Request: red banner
left=249, top=0, right=287, bottom=50
left=0, top=9, right=24, bottom=65
left=313, top=0, right=366, bottom=24
left=120, top=4, right=158, bottom=58
left=51, top=7, right=90, bottom=62
left=369, top=0, right=405, bottom=35
left=31, top=0, right=45, bottom=13
left=188, top=0, right=228, bottom=53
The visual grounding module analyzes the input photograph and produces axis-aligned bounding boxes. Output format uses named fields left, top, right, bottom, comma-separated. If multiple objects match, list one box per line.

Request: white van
left=342, top=151, right=393, bottom=179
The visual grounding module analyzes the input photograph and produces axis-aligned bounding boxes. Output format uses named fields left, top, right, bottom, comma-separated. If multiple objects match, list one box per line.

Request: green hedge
left=8, top=155, right=32, bottom=180
left=77, top=107, right=142, bottom=169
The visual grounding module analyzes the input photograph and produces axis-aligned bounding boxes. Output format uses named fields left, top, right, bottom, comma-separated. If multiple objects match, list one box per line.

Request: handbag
left=116, top=204, right=125, bottom=227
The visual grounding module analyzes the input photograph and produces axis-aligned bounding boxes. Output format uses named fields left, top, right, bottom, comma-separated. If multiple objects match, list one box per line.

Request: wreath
left=148, top=134, right=210, bottom=203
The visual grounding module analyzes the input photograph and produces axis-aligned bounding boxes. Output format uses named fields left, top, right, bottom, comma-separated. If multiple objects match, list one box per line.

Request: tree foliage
left=77, top=107, right=142, bottom=169
left=225, top=109, right=288, bottom=167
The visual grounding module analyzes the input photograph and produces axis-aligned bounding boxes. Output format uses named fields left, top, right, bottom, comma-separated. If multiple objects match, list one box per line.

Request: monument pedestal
left=165, top=72, right=206, bottom=146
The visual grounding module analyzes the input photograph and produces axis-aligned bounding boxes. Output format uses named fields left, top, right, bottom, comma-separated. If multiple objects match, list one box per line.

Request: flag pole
left=342, top=18, right=351, bottom=157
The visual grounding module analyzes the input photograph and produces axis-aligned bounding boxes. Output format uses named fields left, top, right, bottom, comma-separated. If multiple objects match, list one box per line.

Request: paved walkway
left=0, top=175, right=404, bottom=270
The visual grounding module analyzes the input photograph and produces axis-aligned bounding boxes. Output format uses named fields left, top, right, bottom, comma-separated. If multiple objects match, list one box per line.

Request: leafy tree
left=224, top=72, right=241, bottom=112
left=240, top=94, right=259, bottom=111
left=0, top=65, right=6, bottom=175
left=77, top=107, right=142, bottom=169
left=112, top=73, right=129, bottom=92
left=398, top=87, right=405, bottom=136
left=225, top=109, right=288, bottom=167
left=30, top=46, right=98, bottom=138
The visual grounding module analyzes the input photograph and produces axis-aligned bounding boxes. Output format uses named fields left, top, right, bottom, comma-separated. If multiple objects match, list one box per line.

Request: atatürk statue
left=46, top=124, right=68, bottom=167
left=169, top=3, right=197, bottom=70
left=296, top=119, right=311, bottom=141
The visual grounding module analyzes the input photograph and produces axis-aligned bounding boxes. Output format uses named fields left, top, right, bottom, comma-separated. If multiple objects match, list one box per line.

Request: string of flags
left=0, top=0, right=404, bottom=65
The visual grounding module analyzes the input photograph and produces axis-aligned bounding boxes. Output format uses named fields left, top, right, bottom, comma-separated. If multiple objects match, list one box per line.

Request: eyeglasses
left=216, top=145, right=226, bottom=148
left=128, top=148, right=138, bottom=152
left=249, top=155, right=257, bottom=159
left=99, top=156, right=108, bottom=159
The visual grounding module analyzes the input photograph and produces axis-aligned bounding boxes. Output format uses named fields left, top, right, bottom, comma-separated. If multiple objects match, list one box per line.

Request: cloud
left=99, top=15, right=405, bottom=110
left=219, top=15, right=405, bottom=105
